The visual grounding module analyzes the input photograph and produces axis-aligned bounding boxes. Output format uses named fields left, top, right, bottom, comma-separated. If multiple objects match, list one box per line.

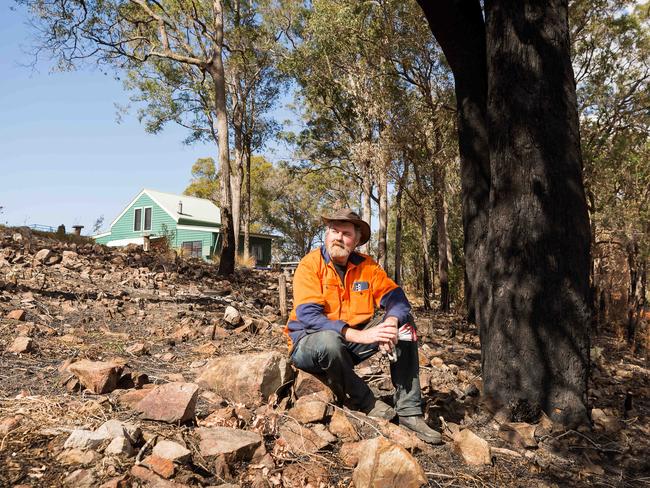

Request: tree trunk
left=416, top=0, right=490, bottom=326
left=627, top=238, right=646, bottom=348
left=377, top=162, right=388, bottom=269
left=211, top=0, right=235, bottom=276
left=360, top=161, right=372, bottom=254
left=243, top=144, right=251, bottom=263
left=419, top=212, right=432, bottom=311
left=231, top=94, right=244, bottom=259
left=483, top=0, right=591, bottom=425
left=394, top=162, right=409, bottom=285
left=435, top=163, right=452, bottom=312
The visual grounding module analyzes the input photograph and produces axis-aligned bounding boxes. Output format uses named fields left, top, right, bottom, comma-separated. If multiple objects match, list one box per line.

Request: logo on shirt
left=352, top=281, right=369, bottom=292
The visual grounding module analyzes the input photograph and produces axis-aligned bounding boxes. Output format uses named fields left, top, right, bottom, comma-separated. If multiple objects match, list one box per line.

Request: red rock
left=143, top=454, right=176, bottom=479
left=6, top=309, right=26, bottom=321
left=339, top=441, right=365, bottom=467
left=135, top=382, right=199, bottom=423
left=329, top=409, right=359, bottom=442
left=293, top=370, right=334, bottom=401
left=352, top=437, right=427, bottom=488
left=130, top=465, right=188, bottom=488
left=116, top=388, right=150, bottom=408
left=278, top=422, right=331, bottom=454
left=287, top=394, right=328, bottom=424
left=0, top=415, right=22, bottom=435
left=197, top=351, right=293, bottom=406
left=68, top=359, right=124, bottom=394
left=98, top=475, right=128, bottom=488
left=197, top=426, right=263, bottom=461
left=454, top=429, right=492, bottom=465
left=498, top=422, right=538, bottom=449
left=7, top=336, right=33, bottom=354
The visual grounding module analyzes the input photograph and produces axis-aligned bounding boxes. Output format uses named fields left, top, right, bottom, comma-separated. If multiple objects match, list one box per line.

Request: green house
left=93, top=189, right=274, bottom=265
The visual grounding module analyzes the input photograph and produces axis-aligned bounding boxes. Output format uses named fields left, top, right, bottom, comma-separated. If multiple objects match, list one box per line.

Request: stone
left=64, top=429, right=111, bottom=450
left=57, top=448, right=99, bottom=466
left=311, top=423, right=337, bottom=444
left=223, top=305, right=241, bottom=325
left=104, top=436, right=134, bottom=456
left=136, top=382, right=199, bottom=423
left=498, top=422, right=538, bottom=449
left=126, top=343, right=148, bottom=355
left=153, top=439, right=192, bottom=464
left=352, top=437, right=427, bottom=488
left=64, top=468, right=95, bottom=488
left=287, top=394, right=328, bottom=424
left=6, top=309, right=26, bottom=321
left=592, top=408, right=621, bottom=433
left=339, top=441, right=365, bottom=467
left=454, top=429, right=492, bottom=465
left=68, top=359, right=124, bottom=394
left=34, top=248, right=53, bottom=263
left=0, top=415, right=22, bottom=435
left=278, top=422, right=331, bottom=454
left=142, top=454, right=176, bottom=479
left=98, top=475, right=129, bottom=488
left=293, top=370, right=335, bottom=401
left=96, top=419, right=142, bottom=444
left=197, top=426, right=263, bottom=461
left=7, top=336, right=33, bottom=354
left=116, top=388, right=150, bottom=408
left=375, top=419, right=426, bottom=452
left=197, top=351, right=293, bottom=406
left=329, top=409, right=359, bottom=442
left=131, top=465, right=188, bottom=488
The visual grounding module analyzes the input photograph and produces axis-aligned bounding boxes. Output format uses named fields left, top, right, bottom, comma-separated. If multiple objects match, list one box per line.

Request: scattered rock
left=293, top=370, right=334, bottom=401
left=499, top=422, right=538, bottom=449
left=34, top=248, right=53, bottom=263
left=64, top=429, right=110, bottom=450
left=125, top=343, right=148, bottom=355
left=339, top=441, right=365, bottom=467
left=329, top=409, right=359, bottom=442
left=197, top=426, right=264, bottom=461
left=142, top=454, right=176, bottom=479
left=57, top=448, right=99, bottom=466
left=352, top=437, right=427, bottom=488
left=135, top=382, right=199, bottom=423
left=64, top=468, right=95, bottom=487
left=153, top=439, right=192, bottom=464
left=592, top=408, right=621, bottom=433
left=98, top=475, right=129, bottom=488
left=131, top=465, right=187, bottom=488
left=68, top=359, right=124, bottom=394
left=0, top=415, right=22, bottom=435
left=223, top=305, right=242, bottom=325
left=197, top=351, right=293, bottom=406
left=287, top=394, right=328, bottom=424
left=6, top=309, right=26, bottom=321
left=7, top=336, right=33, bottom=354
left=104, top=436, right=134, bottom=456
left=115, top=388, right=150, bottom=408
left=454, top=429, right=492, bottom=465
left=96, top=419, right=142, bottom=443
left=278, top=422, right=331, bottom=454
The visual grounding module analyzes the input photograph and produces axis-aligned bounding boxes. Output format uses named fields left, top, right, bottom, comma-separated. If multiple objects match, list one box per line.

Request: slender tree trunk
left=435, top=163, right=452, bottom=312
left=377, top=161, right=388, bottom=269
left=211, top=0, right=235, bottom=276
left=394, top=162, right=409, bottom=285
left=483, top=0, right=591, bottom=425
left=419, top=212, right=432, bottom=310
left=360, top=161, right=372, bottom=254
left=243, top=144, right=251, bottom=263
left=231, top=96, right=244, bottom=258
left=416, top=0, right=490, bottom=326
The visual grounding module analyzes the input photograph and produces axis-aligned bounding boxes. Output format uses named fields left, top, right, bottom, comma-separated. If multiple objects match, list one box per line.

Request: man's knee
left=311, top=330, right=346, bottom=359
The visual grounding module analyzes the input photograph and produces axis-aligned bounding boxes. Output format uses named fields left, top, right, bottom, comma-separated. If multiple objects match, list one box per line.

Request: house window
left=252, top=244, right=263, bottom=262
left=134, top=208, right=142, bottom=231
left=182, top=241, right=203, bottom=259
left=144, top=207, right=152, bottom=231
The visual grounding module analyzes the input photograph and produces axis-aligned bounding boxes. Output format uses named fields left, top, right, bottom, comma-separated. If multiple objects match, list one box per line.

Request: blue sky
left=0, top=1, right=295, bottom=234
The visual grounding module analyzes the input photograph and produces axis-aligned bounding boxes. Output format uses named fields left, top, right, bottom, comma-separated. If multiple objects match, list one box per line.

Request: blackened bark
left=416, top=0, right=490, bottom=325
left=483, top=0, right=591, bottom=424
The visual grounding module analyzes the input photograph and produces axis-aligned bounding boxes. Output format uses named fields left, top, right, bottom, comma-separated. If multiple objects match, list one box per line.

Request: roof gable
left=108, top=189, right=221, bottom=230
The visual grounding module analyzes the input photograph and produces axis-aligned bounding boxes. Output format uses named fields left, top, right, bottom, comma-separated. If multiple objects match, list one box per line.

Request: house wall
left=175, top=228, right=214, bottom=260
left=95, top=194, right=177, bottom=246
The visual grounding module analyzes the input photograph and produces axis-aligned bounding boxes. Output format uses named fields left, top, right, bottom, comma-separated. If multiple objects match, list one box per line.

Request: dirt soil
left=0, top=226, right=648, bottom=487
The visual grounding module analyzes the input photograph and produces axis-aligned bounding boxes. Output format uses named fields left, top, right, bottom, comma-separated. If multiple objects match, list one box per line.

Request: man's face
left=325, top=221, right=359, bottom=263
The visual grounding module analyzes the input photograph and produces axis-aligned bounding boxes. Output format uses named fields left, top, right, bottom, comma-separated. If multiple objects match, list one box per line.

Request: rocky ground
left=0, top=225, right=648, bottom=487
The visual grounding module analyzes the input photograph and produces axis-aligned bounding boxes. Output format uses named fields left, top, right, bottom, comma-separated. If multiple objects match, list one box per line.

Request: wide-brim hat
left=321, top=208, right=371, bottom=246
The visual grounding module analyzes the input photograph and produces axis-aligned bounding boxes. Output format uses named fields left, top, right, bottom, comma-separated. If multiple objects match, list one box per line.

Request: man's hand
left=344, top=322, right=397, bottom=345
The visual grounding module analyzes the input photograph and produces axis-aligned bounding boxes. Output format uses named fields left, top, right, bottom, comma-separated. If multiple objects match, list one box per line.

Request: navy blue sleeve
left=295, top=302, right=347, bottom=334
left=379, top=287, right=411, bottom=325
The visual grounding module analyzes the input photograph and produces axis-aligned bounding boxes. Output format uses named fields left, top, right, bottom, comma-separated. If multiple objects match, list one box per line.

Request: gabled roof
left=108, top=189, right=221, bottom=229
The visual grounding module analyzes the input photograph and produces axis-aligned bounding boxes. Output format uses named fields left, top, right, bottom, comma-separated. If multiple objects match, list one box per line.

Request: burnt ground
left=0, top=225, right=648, bottom=487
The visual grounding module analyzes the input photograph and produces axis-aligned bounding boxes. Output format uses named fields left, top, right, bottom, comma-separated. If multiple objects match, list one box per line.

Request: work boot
left=399, top=415, right=443, bottom=445
left=362, top=399, right=396, bottom=420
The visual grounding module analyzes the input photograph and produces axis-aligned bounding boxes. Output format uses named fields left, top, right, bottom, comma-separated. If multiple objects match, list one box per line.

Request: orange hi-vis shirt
left=284, top=246, right=411, bottom=352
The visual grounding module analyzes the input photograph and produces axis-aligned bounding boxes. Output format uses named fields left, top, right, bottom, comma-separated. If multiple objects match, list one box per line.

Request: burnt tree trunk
left=483, top=0, right=591, bottom=425
left=435, top=163, right=452, bottom=312
left=416, top=0, right=490, bottom=326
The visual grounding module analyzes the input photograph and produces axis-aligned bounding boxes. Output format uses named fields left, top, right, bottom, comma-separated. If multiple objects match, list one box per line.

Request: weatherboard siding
left=176, top=228, right=214, bottom=259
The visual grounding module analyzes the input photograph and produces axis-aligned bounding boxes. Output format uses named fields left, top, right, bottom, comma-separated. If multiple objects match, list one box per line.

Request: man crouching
left=284, top=208, right=442, bottom=444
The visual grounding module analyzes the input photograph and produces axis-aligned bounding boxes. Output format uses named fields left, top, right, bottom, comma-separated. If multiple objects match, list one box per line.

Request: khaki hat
left=321, top=208, right=371, bottom=246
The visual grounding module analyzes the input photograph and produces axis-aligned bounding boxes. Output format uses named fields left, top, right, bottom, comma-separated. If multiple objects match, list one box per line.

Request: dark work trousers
left=290, top=321, right=422, bottom=416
